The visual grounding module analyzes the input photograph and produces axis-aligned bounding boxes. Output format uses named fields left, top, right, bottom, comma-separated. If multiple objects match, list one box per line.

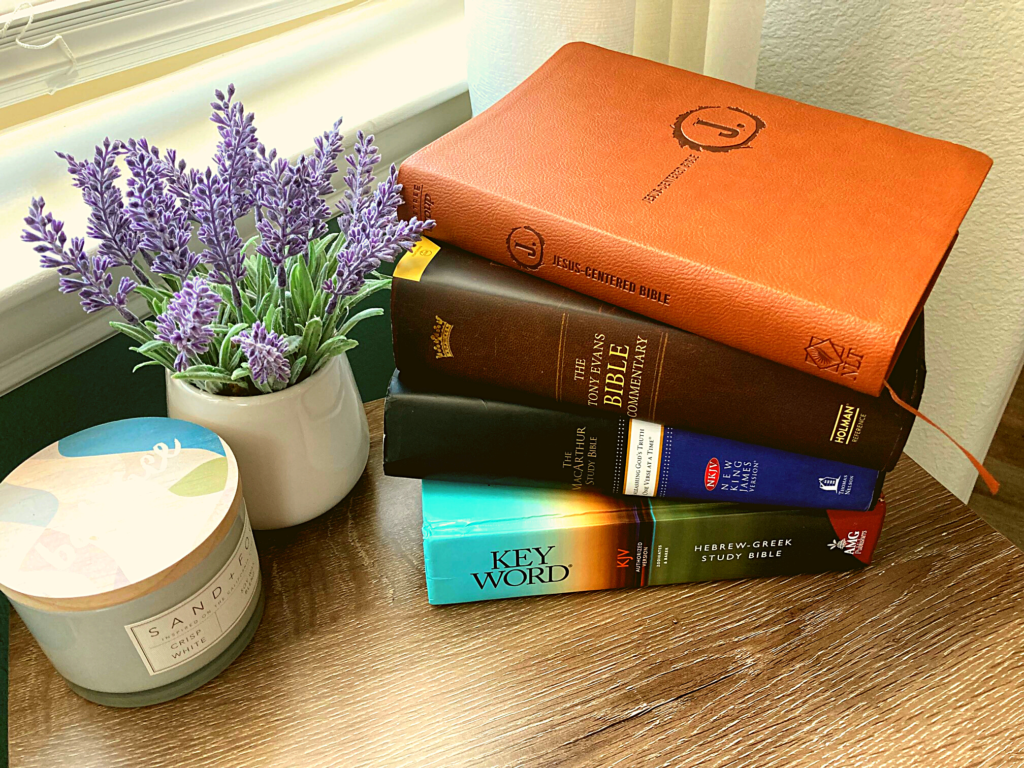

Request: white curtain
left=465, top=0, right=767, bottom=114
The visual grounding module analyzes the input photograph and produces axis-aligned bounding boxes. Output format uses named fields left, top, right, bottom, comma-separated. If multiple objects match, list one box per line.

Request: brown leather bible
left=397, top=42, right=990, bottom=396
left=391, top=241, right=924, bottom=471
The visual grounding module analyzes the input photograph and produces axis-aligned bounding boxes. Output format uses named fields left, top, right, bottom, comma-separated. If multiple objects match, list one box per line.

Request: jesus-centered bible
left=397, top=42, right=991, bottom=396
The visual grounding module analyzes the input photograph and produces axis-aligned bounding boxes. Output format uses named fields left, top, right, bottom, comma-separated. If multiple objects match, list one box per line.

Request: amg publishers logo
left=506, top=225, right=545, bottom=269
left=673, top=106, right=765, bottom=153
left=829, top=530, right=867, bottom=556
left=471, top=546, right=571, bottom=589
left=431, top=315, right=454, bottom=359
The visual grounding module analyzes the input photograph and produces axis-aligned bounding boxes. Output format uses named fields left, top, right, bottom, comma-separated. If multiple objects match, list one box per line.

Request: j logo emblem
left=506, top=226, right=545, bottom=270
left=674, top=106, right=765, bottom=153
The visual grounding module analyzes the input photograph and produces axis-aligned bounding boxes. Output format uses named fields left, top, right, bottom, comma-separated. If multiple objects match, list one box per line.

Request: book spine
left=421, top=481, right=885, bottom=605
left=391, top=242, right=924, bottom=471
left=384, top=375, right=883, bottom=511
left=397, top=164, right=890, bottom=395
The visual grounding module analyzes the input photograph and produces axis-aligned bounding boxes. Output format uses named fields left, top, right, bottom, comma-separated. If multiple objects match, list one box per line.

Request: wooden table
left=9, top=401, right=1024, bottom=767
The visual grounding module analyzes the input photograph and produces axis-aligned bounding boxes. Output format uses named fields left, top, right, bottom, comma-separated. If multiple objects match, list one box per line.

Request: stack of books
left=384, top=43, right=991, bottom=605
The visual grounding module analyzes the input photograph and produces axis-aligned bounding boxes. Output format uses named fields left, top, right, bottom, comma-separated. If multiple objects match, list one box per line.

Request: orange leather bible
left=397, top=42, right=991, bottom=396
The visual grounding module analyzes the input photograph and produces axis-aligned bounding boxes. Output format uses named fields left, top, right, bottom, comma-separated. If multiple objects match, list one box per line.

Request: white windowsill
left=0, top=0, right=469, bottom=396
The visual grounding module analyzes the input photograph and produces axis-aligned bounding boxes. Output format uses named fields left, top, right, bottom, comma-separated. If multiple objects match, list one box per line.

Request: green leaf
left=134, top=284, right=174, bottom=316
left=337, top=276, right=392, bottom=314
left=257, top=253, right=274, bottom=295
left=177, top=366, right=231, bottom=378
left=259, top=283, right=282, bottom=322
left=326, top=232, right=347, bottom=260
left=209, top=283, right=234, bottom=306
left=291, top=256, right=315, bottom=322
left=172, top=371, right=235, bottom=384
left=218, top=322, right=249, bottom=370
left=134, top=338, right=168, bottom=352
left=254, top=292, right=269, bottom=320
left=160, top=274, right=182, bottom=294
left=242, top=234, right=260, bottom=257
left=289, top=355, right=307, bottom=384
left=134, top=285, right=173, bottom=303
left=312, top=335, right=358, bottom=372
left=132, top=346, right=175, bottom=368
left=298, top=317, right=323, bottom=361
left=231, top=365, right=251, bottom=381
left=337, top=307, right=384, bottom=338
left=307, top=240, right=325, bottom=270
left=316, top=335, right=359, bottom=357
left=264, top=305, right=278, bottom=334
left=310, top=289, right=327, bottom=319
left=134, top=351, right=175, bottom=368
left=316, top=233, right=338, bottom=258
left=240, top=298, right=258, bottom=325
left=132, top=359, right=168, bottom=373
left=110, top=321, right=154, bottom=346
left=285, top=334, right=302, bottom=354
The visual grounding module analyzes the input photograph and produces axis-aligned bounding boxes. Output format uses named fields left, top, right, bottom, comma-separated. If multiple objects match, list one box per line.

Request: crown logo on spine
left=431, top=316, right=454, bottom=359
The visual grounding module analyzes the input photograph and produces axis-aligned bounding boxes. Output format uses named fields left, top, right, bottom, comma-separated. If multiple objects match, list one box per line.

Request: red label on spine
left=826, top=498, right=887, bottom=564
left=704, top=458, right=720, bottom=491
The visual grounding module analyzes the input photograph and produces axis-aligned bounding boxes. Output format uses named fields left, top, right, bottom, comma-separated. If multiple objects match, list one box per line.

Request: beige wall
left=757, top=0, right=1024, bottom=500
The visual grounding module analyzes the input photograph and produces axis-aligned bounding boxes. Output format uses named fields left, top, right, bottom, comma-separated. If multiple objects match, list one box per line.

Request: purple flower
left=311, top=118, right=344, bottom=194
left=251, top=117, right=343, bottom=280
left=162, top=147, right=199, bottom=220
left=155, top=277, right=222, bottom=371
left=232, top=321, right=290, bottom=385
left=56, top=139, right=148, bottom=285
left=324, top=238, right=372, bottom=305
left=23, top=197, right=139, bottom=323
left=192, top=168, right=246, bottom=307
left=211, top=84, right=260, bottom=220
left=358, top=164, right=434, bottom=259
left=336, top=130, right=380, bottom=235
left=124, top=139, right=198, bottom=280
left=255, top=155, right=331, bottom=283
left=325, top=161, right=434, bottom=314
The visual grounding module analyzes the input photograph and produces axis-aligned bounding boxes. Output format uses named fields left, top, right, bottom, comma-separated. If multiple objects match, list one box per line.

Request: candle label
left=124, top=515, right=259, bottom=676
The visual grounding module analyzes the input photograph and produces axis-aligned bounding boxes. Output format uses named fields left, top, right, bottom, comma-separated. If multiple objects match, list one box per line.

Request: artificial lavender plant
left=23, top=85, right=433, bottom=394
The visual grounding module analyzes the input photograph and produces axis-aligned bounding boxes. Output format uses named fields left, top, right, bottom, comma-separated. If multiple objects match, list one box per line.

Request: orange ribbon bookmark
left=884, top=381, right=1000, bottom=495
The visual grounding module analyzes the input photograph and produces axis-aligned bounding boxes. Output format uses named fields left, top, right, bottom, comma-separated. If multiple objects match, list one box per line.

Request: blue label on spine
left=619, top=419, right=879, bottom=511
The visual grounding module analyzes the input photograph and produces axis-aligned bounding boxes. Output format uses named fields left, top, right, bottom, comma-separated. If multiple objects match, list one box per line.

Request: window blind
left=0, top=0, right=366, bottom=109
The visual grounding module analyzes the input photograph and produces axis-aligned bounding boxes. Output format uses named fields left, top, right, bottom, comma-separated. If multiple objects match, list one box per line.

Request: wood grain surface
left=9, top=400, right=1024, bottom=768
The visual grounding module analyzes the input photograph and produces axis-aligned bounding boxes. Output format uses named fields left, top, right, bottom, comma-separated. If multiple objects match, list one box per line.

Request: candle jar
left=0, top=417, right=264, bottom=707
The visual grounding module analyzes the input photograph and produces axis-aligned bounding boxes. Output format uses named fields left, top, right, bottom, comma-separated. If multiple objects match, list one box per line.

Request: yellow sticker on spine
left=394, top=237, right=440, bottom=282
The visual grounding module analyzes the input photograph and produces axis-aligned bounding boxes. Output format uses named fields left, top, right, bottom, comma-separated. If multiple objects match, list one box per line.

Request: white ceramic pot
left=165, top=354, right=369, bottom=530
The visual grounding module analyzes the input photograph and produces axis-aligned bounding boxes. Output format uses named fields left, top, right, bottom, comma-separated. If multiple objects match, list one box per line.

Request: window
left=0, top=0, right=367, bottom=108
left=0, top=0, right=469, bottom=395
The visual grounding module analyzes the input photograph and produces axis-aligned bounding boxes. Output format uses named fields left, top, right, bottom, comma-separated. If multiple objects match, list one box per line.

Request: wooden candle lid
left=0, top=417, right=242, bottom=612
